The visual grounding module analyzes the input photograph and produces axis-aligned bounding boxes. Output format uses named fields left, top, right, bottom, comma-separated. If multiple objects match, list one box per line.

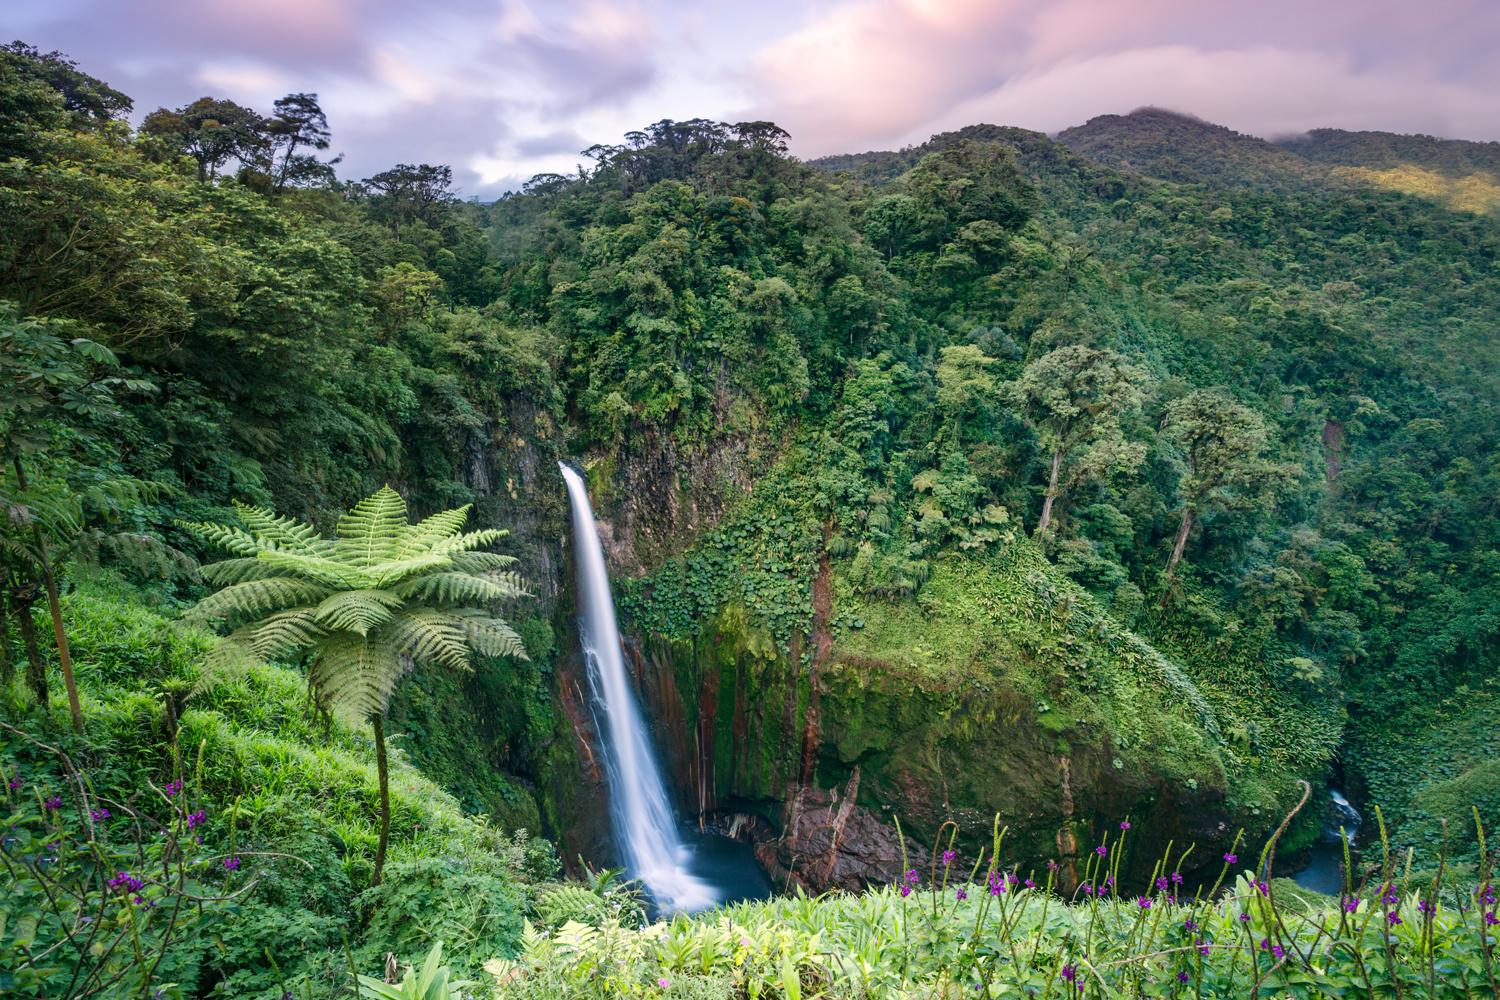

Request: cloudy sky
left=10, top=0, right=1500, bottom=197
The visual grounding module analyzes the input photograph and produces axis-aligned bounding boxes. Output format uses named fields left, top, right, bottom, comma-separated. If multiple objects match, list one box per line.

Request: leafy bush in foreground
left=492, top=814, right=1500, bottom=999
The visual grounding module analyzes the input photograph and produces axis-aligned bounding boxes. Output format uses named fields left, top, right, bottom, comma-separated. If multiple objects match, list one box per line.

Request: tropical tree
left=185, top=487, right=528, bottom=885
left=0, top=303, right=154, bottom=730
left=1013, top=345, right=1148, bottom=536
left=1160, top=388, right=1292, bottom=585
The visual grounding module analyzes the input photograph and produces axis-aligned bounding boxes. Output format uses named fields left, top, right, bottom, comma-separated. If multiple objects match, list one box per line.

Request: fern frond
left=313, top=589, right=402, bottom=636
left=447, top=551, right=519, bottom=573
left=199, top=557, right=284, bottom=585
left=461, top=615, right=529, bottom=661
left=309, top=635, right=406, bottom=722
left=384, top=608, right=473, bottom=671
left=335, top=486, right=409, bottom=568
left=366, top=553, right=452, bottom=587
left=392, top=571, right=528, bottom=605
left=430, top=528, right=508, bottom=558
left=256, top=549, right=373, bottom=590
left=239, top=609, right=324, bottom=661
left=183, top=521, right=264, bottom=556
left=395, top=506, right=472, bottom=559
left=232, top=501, right=329, bottom=553
left=188, top=576, right=331, bottom=624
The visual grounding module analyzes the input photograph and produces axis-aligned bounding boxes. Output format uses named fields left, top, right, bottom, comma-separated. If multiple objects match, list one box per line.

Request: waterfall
left=1327, top=789, right=1361, bottom=846
left=559, top=463, right=717, bottom=913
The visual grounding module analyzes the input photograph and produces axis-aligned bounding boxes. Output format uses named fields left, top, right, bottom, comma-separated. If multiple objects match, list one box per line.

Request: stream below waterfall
left=1290, top=788, right=1362, bottom=895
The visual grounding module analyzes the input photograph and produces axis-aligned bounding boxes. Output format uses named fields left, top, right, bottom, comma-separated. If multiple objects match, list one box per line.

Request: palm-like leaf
left=186, top=485, right=529, bottom=724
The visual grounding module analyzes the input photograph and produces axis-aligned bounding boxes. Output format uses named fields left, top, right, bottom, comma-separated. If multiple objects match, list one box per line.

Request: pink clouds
left=751, top=0, right=1500, bottom=155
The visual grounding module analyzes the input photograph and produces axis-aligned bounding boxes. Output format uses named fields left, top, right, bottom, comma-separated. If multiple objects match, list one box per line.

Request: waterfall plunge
left=560, top=463, right=717, bottom=913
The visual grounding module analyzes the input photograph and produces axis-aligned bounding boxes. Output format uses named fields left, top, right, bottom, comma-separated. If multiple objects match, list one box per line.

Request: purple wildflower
left=899, top=884, right=911, bottom=897
left=1095, top=845, right=1108, bottom=857
left=1104, top=875, right=1115, bottom=888
left=1480, top=885, right=1496, bottom=905
left=1238, top=912, right=1251, bottom=922
left=1255, top=880, right=1270, bottom=897
left=905, top=869, right=919, bottom=885
left=223, top=856, right=241, bottom=872
left=1024, top=877, right=1036, bottom=889
left=1120, top=820, right=1131, bottom=831
left=1223, top=852, right=1237, bottom=864
left=1171, top=871, right=1183, bottom=885
left=1184, top=918, right=1197, bottom=932
left=956, top=887, right=968, bottom=901
left=1197, top=941, right=1210, bottom=957
left=1258, top=939, right=1283, bottom=959
left=1156, top=877, right=1170, bottom=891
left=186, top=809, right=207, bottom=830
left=1418, top=899, right=1434, bottom=915
left=43, top=796, right=62, bottom=810
left=163, top=780, right=182, bottom=797
left=1060, top=965, right=1077, bottom=983
left=90, top=807, right=111, bottom=822
left=657, top=978, right=670, bottom=989
left=1381, top=883, right=1399, bottom=905
left=1342, top=897, right=1359, bottom=914
left=1137, top=896, right=1152, bottom=909
left=1177, top=971, right=1189, bottom=983
left=1483, top=910, right=1497, bottom=927
left=1081, top=883, right=1094, bottom=896
left=108, top=872, right=144, bottom=893
left=1387, top=911, right=1403, bottom=926
left=6, top=776, right=20, bottom=791
left=942, top=849, right=956, bottom=865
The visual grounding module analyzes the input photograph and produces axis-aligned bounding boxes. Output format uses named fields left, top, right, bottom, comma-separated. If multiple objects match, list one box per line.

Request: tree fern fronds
left=241, top=608, right=324, bottom=661
left=429, top=528, right=508, bottom=558
left=447, top=551, right=520, bottom=573
left=386, top=608, right=473, bottom=671
left=365, top=553, right=453, bottom=587
left=182, top=521, right=265, bottom=556
left=313, top=589, right=401, bottom=636
left=335, top=486, right=409, bottom=567
left=309, top=635, right=405, bottom=722
left=395, top=506, right=472, bottom=559
left=392, top=571, right=528, bottom=605
left=256, top=549, right=374, bottom=590
left=461, top=615, right=529, bottom=660
left=232, top=501, right=330, bottom=553
left=199, top=556, right=286, bottom=585
left=187, top=576, right=331, bottom=624
left=195, top=635, right=262, bottom=694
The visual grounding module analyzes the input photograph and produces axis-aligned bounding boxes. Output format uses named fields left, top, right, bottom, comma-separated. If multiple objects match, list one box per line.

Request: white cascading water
left=559, top=462, right=717, bottom=913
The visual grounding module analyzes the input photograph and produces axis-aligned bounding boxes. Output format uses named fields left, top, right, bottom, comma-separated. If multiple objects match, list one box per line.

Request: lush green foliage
left=496, top=816, right=1500, bottom=998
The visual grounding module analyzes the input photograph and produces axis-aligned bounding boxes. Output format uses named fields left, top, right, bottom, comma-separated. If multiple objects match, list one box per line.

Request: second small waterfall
left=559, top=462, right=717, bottom=913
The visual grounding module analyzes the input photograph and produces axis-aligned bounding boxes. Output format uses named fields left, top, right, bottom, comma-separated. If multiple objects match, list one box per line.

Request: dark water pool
left=642, top=830, right=774, bottom=916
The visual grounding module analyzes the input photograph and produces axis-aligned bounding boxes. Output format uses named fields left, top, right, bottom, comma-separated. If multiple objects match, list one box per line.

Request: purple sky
left=11, top=0, right=1500, bottom=196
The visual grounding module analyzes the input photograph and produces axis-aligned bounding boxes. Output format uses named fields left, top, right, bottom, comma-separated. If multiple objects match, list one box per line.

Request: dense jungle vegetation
left=1, top=42, right=1497, bottom=998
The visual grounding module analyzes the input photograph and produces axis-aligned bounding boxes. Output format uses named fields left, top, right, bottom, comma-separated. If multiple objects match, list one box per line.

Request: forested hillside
left=2, top=42, right=1498, bottom=997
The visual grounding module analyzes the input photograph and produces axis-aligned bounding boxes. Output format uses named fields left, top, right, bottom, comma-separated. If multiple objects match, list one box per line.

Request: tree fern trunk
left=14, top=587, right=46, bottom=708
left=372, top=712, right=390, bottom=887
left=0, top=582, right=12, bottom=687
left=13, top=456, right=83, bottom=733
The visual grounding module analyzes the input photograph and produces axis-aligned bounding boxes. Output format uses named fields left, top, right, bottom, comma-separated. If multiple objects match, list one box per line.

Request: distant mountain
left=1277, top=129, right=1500, bottom=214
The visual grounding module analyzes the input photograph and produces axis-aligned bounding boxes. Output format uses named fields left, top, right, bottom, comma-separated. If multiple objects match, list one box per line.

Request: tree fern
left=184, top=485, right=530, bottom=885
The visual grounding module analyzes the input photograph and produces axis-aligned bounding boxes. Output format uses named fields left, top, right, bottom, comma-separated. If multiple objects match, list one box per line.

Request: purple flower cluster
left=1387, top=911, right=1403, bottom=926
left=43, top=795, right=62, bottom=810
left=108, top=871, right=144, bottom=893
left=1483, top=910, right=1498, bottom=927
left=186, top=809, right=207, bottom=830
left=1259, top=939, right=1285, bottom=960
left=955, top=887, right=968, bottom=901
left=941, top=849, right=956, bottom=865
left=7, top=776, right=20, bottom=791
left=1060, top=965, right=1077, bottom=983
left=1380, top=884, right=1400, bottom=906
left=1119, top=820, right=1131, bottom=831
left=90, top=807, right=111, bottom=822
left=223, top=856, right=242, bottom=872
left=1136, top=896, right=1151, bottom=909
left=1222, top=852, right=1237, bottom=864
left=1341, top=896, right=1359, bottom=914
left=1095, top=845, right=1108, bottom=857
left=163, top=780, right=183, bottom=797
